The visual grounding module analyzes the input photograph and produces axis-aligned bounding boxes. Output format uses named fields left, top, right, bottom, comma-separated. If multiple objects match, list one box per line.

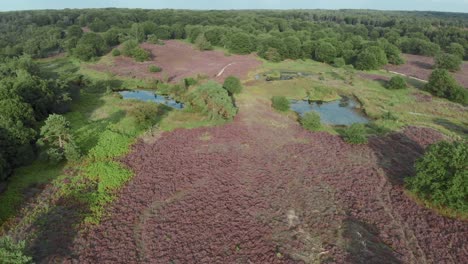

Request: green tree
left=73, top=33, right=108, bottom=61
left=89, top=18, right=109, bottom=32
left=355, top=50, right=379, bottom=70
left=271, top=96, right=290, bottom=112
left=223, top=76, right=243, bottom=94
left=386, top=76, right=407, bottom=90
left=333, top=57, right=345, bottom=68
left=194, top=34, right=213, bottom=51
left=425, top=69, right=466, bottom=104
left=435, top=53, right=462, bottom=72
left=447, top=43, right=465, bottom=59
left=0, top=236, right=32, bottom=264
left=263, top=48, right=282, bottom=62
left=67, top=25, right=83, bottom=38
left=300, top=112, right=321, bottom=131
left=406, top=140, right=467, bottom=212
left=314, top=42, right=336, bottom=63
left=187, top=81, right=237, bottom=120
left=40, top=114, right=80, bottom=162
left=228, top=32, right=253, bottom=54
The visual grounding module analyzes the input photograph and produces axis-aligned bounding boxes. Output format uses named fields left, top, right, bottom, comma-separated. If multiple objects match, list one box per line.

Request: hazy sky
left=1, top=0, right=467, bottom=13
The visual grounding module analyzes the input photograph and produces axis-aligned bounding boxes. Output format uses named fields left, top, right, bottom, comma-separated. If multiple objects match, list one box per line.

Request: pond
left=290, top=97, right=369, bottom=126
left=119, top=90, right=184, bottom=109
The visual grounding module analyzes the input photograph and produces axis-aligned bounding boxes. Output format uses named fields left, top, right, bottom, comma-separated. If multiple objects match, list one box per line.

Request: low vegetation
left=223, top=76, right=243, bottom=94
left=300, top=112, right=322, bottom=131
left=121, top=39, right=151, bottom=62
left=148, top=65, right=162, bottom=73
left=187, top=81, right=237, bottom=120
left=386, top=76, right=407, bottom=90
left=406, top=140, right=467, bottom=214
left=341, top=124, right=368, bottom=144
left=0, top=236, right=32, bottom=264
left=271, top=96, right=290, bottom=112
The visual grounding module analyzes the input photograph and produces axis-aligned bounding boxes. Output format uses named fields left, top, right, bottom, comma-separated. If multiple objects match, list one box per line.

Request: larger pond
left=119, top=90, right=184, bottom=109
left=291, top=97, right=369, bottom=126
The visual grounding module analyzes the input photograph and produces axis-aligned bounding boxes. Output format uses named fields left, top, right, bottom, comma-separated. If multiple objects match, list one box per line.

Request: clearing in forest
left=90, top=40, right=262, bottom=83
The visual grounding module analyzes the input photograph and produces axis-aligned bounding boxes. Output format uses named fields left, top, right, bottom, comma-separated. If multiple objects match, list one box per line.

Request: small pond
left=119, top=90, right=184, bottom=109
left=291, top=97, right=369, bottom=126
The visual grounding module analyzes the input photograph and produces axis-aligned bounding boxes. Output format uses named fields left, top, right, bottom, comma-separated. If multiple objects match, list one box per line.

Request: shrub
left=425, top=69, right=467, bottom=105
left=148, top=65, right=162, bottom=73
left=333, top=57, right=345, bottom=68
left=341, top=124, right=367, bottom=144
left=184, top=77, right=197, bottom=88
left=187, top=81, right=237, bottom=120
left=271, top=96, right=290, bottom=112
left=121, top=39, right=138, bottom=56
left=223, top=76, right=243, bottom=94
left=300, top=112, right=321, bottom=131
left=111, top=48, right=121, bottom=56
left=264, top=47, right=282, bottom=62
left=406, top=140, right=467, bottom=213
left=314, top=42, right=336, bottom=63
left=132, top=47, right=151, bottom=62
left=386, top=76, right=407, bottom=90
left=447, top=43, right=465, bottom=59
left=129, top=103, right=166, bottom=128
left=194, top=34, right=213, bottom=51
left=435, top=53, right=462, bottom=72
left=0, top=236, right=32, bottom=264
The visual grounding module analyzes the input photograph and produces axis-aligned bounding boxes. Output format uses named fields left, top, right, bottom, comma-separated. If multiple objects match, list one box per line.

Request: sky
left=0, top=0, right=467, bottom=13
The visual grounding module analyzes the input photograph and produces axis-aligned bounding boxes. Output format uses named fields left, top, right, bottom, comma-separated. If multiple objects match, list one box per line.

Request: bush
left=314, top=42, right=336, bottom=63
left=406, top=140, right=467, bottom=213
left=0, top=236, right=32, bottom=264
left=300, top=112, right=321, bottom=131
left=187, top=81, right=237, bottom=120
left=435, top=53, right=462, bottom=72
left=333, top=57, right=345, bottom=68
left=184, top=77, right=197, bottom=88
left=271, top=96, right=290, bottom=112
left=121, top=39, right=138, bottom=56
left=132, top=47, right=151, bottom=62
left=355, top=50, right=379, bottom=70
left=111, top=48, right=121, bottom=56
left=194, top=34, right=213, bottom=51
left=129, top=103, right=166, bottom=128
left=148, top=65, right=162, bottom=73
left=341, top=124, right=367, bottom=144
left=223, top=76, right=243, bottom=94
left=425, top=69, right=467, bottom=105
left=386, top=76, right=407, bottom=90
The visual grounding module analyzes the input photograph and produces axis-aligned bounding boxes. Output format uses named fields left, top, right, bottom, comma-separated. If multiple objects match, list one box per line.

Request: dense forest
left=0, top=8, right=467, bottom=181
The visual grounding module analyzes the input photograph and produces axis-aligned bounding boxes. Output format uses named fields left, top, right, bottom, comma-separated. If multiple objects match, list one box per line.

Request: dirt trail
left=69, top=93, right=468, bottom=263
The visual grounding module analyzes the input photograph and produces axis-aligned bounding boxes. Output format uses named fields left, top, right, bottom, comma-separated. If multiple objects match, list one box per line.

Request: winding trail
left=69, top=93, right=468, bottom=263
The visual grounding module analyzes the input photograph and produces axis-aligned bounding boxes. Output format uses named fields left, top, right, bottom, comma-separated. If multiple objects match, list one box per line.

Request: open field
left=384, top=54, right=468, bottom=88
left=89, top=40, right=262, bottom=83
left=68, top=92, right=467, bottom=263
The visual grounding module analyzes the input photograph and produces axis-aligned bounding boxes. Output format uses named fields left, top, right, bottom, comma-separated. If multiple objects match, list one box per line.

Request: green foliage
left=228, top=32, right=253, bottom=54
left=263, top=47, right=282, bottom=62
left=89, top=18, right=109, bottom=32
left=128, top=103, right=167, bottom=128
left=194, top=34, right=213, bottom=51
left=148, top=65, right=162, bottom=73
left=425, top=69, right=467, bottom=105
left=88, top=130, right=133, bottom=160
left=184, top=77, right=198, bottom=88
left=355, top=50, right=379, bottom=70
left=223, top=76, right=243, bottom=94
left=121, top=39, right=138, bottom=56
left=386, top=76, right=407, bottom=90
left=132, top=47, right=151, bottom=62
left=341, top=124, right=368, bottom=144
left=307, top=85, right=340, bottom=102
left=73, top=33, right=108, bottom=61
left=111, top=48, right=121, bottom=56
left=187, top=81, right=237, bottom=120
left=314, top=42, right=336, bottom=63
left=0, top=236, right=32, bottom=264
left=406, top=140, right=467, bottom=213
left=447, top=43, right=465, bottom=59
left=40, top=114, right=80, bottom=162
left=435, top=53, right=462, bottom=72
left=333, top=57, right=346, bottom=68
left=300, top=112, right=321, bottom=131
left=271, top=96, right=290, bottom=112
